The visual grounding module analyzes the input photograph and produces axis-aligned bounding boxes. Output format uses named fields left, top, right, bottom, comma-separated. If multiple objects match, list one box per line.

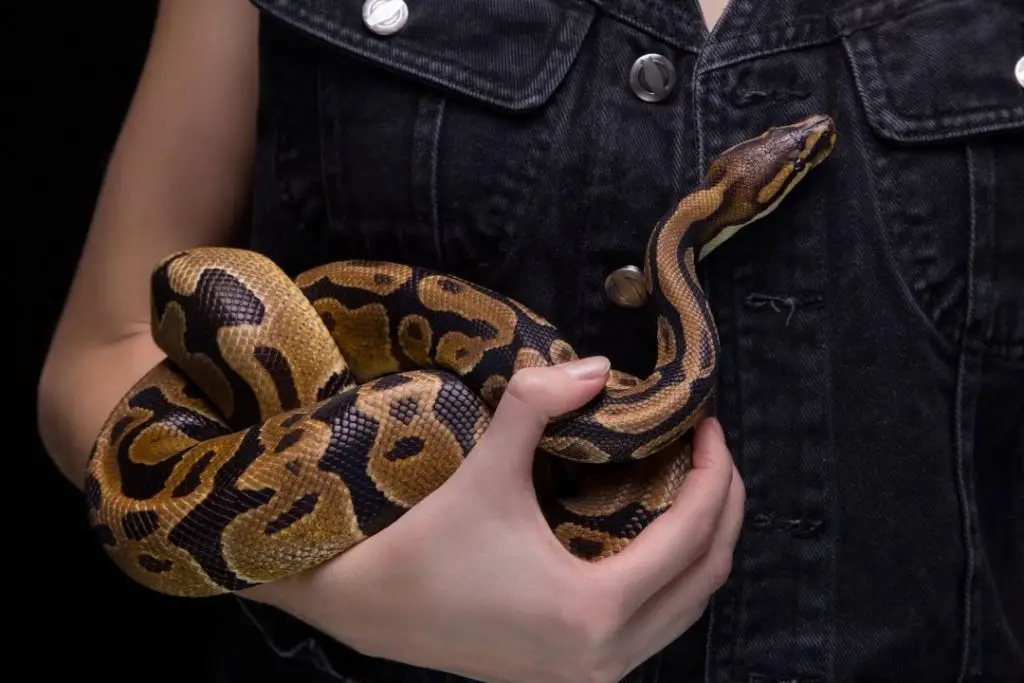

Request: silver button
left=1016, top=56, right=1024, bottom=88
left=604, top=266, right=648, bottom=308
left=629, top=54, right=677, bottom=103
left=362, top=0, right=408, bottom=36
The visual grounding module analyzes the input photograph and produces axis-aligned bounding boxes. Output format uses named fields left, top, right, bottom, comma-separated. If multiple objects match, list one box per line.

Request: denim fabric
left=236, top=0, right=1024, bottom=681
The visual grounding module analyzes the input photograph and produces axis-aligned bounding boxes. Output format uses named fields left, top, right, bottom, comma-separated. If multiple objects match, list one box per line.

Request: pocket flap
left=250, top=0, right=596, bottom=111
left=834, top=0, right=1024, bottom=142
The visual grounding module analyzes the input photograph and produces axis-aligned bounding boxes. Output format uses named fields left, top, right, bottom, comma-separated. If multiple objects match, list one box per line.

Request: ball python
left=85, top=114, right=836, bottom=597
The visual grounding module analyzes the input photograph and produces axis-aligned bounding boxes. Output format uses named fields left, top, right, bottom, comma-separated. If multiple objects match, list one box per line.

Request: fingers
left=621, top=461, right=746, bottom=662
left=597, top=418, right=736, bottom=610
left=469, top=357, right=610, bottom=482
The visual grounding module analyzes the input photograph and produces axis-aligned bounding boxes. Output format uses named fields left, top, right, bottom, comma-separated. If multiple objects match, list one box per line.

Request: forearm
left=37, top=334, right=165, bottom=488
left=36, top=0, right=260, bottom=489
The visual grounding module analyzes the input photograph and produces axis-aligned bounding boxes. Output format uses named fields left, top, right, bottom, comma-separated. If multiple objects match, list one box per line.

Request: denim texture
left=236, top=0, right=1024, bottom=681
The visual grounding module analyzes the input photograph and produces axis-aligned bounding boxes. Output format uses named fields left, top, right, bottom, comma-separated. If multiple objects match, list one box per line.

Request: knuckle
left=505, top=365, right=547, bottom=398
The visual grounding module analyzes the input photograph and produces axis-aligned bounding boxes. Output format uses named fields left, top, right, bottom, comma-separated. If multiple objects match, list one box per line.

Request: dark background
left=15, top=3, right=289, bottom=679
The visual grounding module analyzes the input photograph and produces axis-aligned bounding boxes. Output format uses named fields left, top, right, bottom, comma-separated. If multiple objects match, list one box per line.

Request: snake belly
left=85, top=115, right=836, bottom=597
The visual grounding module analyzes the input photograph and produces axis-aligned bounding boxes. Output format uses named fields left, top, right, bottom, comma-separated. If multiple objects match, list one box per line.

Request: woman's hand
left=243, top=357, right=745, bottom=683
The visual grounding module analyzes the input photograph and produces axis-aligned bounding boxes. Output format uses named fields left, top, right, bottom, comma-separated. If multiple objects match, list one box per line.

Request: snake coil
left=85, top=115, right=836, bottom=597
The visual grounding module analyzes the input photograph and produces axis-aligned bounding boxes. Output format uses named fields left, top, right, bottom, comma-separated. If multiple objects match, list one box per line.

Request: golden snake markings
left=85, top=115, right=836, bottom=597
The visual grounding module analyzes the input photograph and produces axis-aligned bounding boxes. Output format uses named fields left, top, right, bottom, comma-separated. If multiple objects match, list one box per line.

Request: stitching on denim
left=857, top=36, right=1024, bottom=124
left=833, top=0, right=957, bottom=35
left=410, top=93, right=445, bottom=263
left=692, top=66, right=706, bottom=179
left=952, top=142, right=979, bottom=683
left=699, top=32, right=838, bottom=75
left=584, top=0, right=704, bottom=51
left=840, top=33, right=1024, bottom=142
left=732, top=86, right=811, bottom=106
left=751, top=511, right=824, bottom=538
left=840, top=34, right=958, bottom=358
left=743, top=293, right=823, bottom=326
left=598, top=1, right=706, bottom=37
left=253, top=0, right=595, bottom=110
left=699, top=15, right=837, bottom=70
left=430, top=97, right=445, bottom=264
left=717, top=11, right=829, bottom=42
left=476, top=67, right=571, bottom=286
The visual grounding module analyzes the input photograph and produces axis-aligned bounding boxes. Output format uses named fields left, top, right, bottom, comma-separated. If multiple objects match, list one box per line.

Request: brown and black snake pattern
left=85, top=115, right=836, bottom=597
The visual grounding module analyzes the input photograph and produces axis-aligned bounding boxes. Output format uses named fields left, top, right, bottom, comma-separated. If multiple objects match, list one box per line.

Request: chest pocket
left=834, top=0, right=1024, bottom=359
left=251, top=0, right=596, bottom=286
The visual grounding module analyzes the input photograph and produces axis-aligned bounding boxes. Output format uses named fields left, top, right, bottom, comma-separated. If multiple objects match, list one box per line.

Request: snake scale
left=85, top=115, right=836, bottom=597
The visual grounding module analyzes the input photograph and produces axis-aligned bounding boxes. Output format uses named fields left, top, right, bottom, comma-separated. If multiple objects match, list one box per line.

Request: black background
left=15, top=3, right=288, bottom=679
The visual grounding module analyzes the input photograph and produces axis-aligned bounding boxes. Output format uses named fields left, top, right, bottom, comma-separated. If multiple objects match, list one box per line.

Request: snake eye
left=793, top=157, right=806, bottom=172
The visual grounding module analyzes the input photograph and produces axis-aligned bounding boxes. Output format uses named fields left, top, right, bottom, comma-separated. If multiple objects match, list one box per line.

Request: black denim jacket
left=234, top=0, right=1024, bottom=681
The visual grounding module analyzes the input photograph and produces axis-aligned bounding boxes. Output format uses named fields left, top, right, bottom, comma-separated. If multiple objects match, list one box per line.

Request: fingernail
left=709, top=417, right=724, bottom=437
left=562, top=356, right=611, bottom=380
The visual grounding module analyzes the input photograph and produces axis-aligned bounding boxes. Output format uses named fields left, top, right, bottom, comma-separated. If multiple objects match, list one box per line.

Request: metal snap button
left=362, top=0, right=408, bottom=36
left=629, top=54, right=677, bottom=103
left=1016, top=56, right=1024, bottom=88
left=604, top=266, right=648, bottom=308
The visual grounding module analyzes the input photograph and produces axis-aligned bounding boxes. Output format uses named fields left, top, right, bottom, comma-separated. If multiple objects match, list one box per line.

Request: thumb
left=468, top=356, right=611, bottom=481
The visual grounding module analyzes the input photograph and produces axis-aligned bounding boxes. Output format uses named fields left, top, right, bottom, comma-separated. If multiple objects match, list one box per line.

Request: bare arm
left=36, top=7, right=746, bottom=679
left=37, top=0, right=260, bottom=487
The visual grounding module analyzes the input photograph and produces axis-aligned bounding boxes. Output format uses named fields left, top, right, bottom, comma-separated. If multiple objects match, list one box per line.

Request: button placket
left=609, top=50, right=675, bottom=314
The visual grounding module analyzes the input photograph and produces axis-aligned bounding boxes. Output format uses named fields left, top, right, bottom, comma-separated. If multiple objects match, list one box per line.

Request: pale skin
left=37, top=2, right=745, bottom=682
left=700, top=0, right=730, bottom=29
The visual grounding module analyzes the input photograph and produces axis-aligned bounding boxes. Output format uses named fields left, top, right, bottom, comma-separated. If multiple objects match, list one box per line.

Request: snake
left=84, top=114, right=836, bottom=598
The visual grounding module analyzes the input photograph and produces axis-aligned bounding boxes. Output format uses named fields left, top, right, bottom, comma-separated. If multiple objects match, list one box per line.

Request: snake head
left=695, top=113, right=836, bottom=260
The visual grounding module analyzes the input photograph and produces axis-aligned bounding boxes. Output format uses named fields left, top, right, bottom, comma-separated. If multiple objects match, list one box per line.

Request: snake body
left=86, top=115, right=835, bottom=597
